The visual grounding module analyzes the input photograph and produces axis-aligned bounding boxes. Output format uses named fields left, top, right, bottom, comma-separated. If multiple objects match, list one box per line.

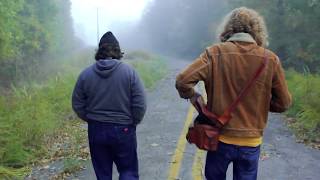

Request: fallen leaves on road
left=26, top=119, right=90, bottom=179
left=284, top=116, right=320, bottom=150
left=260, top=151, right=270, bottom=161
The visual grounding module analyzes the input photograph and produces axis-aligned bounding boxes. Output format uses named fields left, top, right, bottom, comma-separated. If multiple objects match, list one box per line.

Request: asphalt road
left=69, top=58, right=320, bottom=180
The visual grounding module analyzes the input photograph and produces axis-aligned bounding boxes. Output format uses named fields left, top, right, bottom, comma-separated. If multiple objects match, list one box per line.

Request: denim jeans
left=205, top=141, right=260, bottom=180
left=88, top=121, right=139, bottom=180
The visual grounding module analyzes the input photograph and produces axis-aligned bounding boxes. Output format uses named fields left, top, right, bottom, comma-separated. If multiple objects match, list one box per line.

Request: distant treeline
left=0, top=0, right=75, bottom=84
left=138, top=0, right=320, bottom=73
left=230, top=0, right=320, bottom=73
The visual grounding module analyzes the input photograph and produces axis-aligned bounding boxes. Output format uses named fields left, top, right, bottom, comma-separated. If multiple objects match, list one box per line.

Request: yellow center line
left=192, top=83, right=207, bottom=180
left=167, top=105, right=195, bottom=180
left=192, top=149, right=206, bottom=180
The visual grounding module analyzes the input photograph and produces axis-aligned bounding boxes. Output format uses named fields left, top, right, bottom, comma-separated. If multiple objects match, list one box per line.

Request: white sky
left=71, top=0, right=152, bottom=45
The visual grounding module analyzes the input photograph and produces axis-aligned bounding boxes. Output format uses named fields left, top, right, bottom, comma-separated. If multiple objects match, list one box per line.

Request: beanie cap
left=99, top=31, right=119, bottom=47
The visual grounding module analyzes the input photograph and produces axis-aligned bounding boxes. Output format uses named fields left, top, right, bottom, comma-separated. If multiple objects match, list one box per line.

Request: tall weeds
left=286, top=69, right=320, bottom=142
left=0, top=74, right=77, bottom=167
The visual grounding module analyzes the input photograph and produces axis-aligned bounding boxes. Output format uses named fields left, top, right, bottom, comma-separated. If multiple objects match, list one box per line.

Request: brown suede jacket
left=176, top=34, right=292, bottom=137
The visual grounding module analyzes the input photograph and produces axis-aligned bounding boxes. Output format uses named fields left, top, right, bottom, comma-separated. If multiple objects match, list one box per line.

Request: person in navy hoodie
left=72, top=31, right=146, bottom=180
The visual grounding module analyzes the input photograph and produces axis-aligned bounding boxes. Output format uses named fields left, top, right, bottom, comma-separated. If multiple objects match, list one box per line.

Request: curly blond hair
left=217, top=7, right=268, bottom=47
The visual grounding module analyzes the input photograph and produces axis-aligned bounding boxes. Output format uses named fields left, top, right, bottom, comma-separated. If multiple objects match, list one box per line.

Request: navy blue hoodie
left=72, top=58, right=146, bottom=125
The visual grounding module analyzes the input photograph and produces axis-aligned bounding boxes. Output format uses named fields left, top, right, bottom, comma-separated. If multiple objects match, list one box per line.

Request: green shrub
left=286, top=70, right=320, bottom=142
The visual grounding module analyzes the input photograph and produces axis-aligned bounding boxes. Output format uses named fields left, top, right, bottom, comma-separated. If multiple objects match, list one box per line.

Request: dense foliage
left=0, top=0, right=75, bottom=84
left=229, top=0, right=320, bottom=73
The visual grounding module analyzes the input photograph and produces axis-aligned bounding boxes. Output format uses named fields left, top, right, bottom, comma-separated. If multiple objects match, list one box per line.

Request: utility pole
left=96, top=7, right=100, bottom=45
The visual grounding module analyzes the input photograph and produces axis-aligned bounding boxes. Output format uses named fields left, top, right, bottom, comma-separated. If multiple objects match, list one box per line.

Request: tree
left=0, top=0, right=75, bottom=84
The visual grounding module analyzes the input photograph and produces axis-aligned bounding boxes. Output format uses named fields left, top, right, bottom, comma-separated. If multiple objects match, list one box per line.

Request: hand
left=190, top=92, right=205, bottom=112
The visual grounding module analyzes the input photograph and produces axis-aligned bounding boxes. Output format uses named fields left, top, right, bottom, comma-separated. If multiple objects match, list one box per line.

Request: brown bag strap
left=201, top=48, right=269, bottom=126
left=205, top=48, right=214, bottom=109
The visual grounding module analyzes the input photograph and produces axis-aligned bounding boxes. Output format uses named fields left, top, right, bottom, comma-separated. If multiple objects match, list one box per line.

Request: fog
left=71, top=0, right=152, bottom=46
left=70, top=0, right=232, bottom=58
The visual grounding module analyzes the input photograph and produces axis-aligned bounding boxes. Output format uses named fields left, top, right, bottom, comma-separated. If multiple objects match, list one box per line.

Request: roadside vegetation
left=0, top=1, right=75, bottom=86
left=0, top=50, right=167, bottom=179
left=0, top=50, right=90, bottom=179
left=286, top=70, right=320, bottom=145
left=125, top=51, right=167, bottom=89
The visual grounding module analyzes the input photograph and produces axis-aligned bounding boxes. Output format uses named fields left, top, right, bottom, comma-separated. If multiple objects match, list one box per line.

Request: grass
left=0, top=166, right=30, bottom=180
left=0, top=49, right=167, bottom=179
left=127, top=52, right=167, bottom=89
left=286, top=69, right=320, bottom=143
left=0, top=73, right=77, bottom=179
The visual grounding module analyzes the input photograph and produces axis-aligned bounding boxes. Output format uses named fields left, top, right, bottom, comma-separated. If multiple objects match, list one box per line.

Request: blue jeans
left=205, top=141, right=260, bottom=180
left=88, top=121, right=139, bottom=180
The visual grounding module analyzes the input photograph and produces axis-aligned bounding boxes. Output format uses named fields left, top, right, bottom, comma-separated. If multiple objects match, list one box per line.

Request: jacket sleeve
left=131, top=70, right=147, bottom=125
left=270, top=57, right=292, bottom=112
left=175, top=51, right=209, bottom=99
left=72, top=74, right=89, bottom=121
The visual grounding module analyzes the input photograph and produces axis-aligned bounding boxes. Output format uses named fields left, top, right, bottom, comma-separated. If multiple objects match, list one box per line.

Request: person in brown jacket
left=175, top=7, right=292, bottom=180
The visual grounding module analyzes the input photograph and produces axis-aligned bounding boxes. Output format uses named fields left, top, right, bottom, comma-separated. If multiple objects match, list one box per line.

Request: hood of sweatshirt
left=94, top=59, right=122, bottom=78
